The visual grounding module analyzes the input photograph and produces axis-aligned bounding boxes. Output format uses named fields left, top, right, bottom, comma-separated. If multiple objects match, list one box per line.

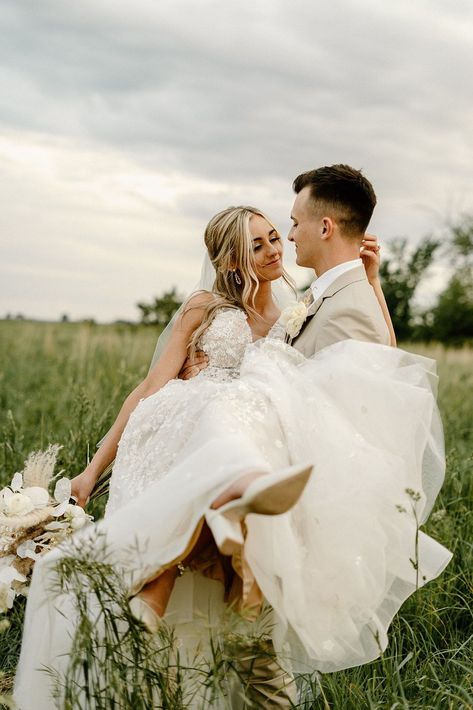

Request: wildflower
left=64, top=504, right=90, bottom=531
left=2, top=493, right=34, bottom=517
left=23, top=486, right=49, bottom=507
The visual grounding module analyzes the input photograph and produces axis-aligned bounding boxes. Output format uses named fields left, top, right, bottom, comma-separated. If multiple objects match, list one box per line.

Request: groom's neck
left=313, top=243, right=361, bottom=277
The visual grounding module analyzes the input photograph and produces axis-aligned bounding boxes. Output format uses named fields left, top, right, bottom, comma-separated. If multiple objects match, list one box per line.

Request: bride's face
left=249, top=214, right=284, bottom=283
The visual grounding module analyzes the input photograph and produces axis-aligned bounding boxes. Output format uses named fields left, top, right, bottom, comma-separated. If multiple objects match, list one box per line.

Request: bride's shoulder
left=172, top=291, right=216, bottom=335
left=186, top=292, right=246, bottom=319
left=179, top=292, right=245, bottom=333
left=185, top=290, right=217, bottom=309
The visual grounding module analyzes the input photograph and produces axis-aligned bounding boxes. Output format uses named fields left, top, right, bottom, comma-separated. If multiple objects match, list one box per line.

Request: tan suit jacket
left=291, top=265, right=390, bottom=357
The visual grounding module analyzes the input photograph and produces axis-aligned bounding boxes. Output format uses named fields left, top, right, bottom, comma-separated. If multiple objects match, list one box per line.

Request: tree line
left=136, top=214, right=473, bottom=344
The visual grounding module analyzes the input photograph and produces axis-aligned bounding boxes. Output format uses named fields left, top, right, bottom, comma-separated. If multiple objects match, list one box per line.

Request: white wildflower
left=23, top=486, right=50, bottom=508
left=0, top=618, right=11, bottom=632
left=3, top=492, right=34, bottom=517
left=64, top=504, right=89, bottom=530
left=0, top=565, right=27, bottom=611
left=0, top=584, right=15, bottom=614
left=431, top=509, right=447, bottom=523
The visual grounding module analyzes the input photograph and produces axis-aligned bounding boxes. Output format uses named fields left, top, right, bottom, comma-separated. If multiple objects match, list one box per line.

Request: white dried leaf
left=44, top=521, right=69, bottom=531
left=54, top=477, right=71, bottom=504
left=11, top=472, right=23, bottom=492
left=52, top=499, right=69, bottom=517
left=16, top=540, right=40, bottom=561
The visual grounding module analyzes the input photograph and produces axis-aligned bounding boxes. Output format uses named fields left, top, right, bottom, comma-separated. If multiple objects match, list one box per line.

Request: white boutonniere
left=278, top=301, right=308, bottom=339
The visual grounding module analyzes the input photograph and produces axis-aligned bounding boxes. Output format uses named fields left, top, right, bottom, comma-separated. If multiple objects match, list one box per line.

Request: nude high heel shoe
left=205, top=462, right=313, bottom=556
left=129, top=595, right=162, bottom=634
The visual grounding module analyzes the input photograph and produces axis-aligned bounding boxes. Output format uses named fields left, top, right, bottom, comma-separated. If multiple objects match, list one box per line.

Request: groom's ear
left=320, top=217, right=334, bottom=240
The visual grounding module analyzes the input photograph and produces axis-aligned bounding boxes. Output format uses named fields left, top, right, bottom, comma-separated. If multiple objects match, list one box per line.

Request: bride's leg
left=131, top=470, right=264, bottom=625
left=138, top=567, right=179, bottom=617
left=136, top=521, right=214, bottom=618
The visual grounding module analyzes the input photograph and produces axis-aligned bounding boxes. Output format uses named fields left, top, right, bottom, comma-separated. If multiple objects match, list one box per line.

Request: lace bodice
left=197, top=307, right=285, bottom=383
left=196, top=308, right=253, bottom=382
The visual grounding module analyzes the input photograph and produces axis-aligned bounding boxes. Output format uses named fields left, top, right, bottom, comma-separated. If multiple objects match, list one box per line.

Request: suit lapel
left=321, top=265, right=367, bottom=299
left=291, top=266, right=367, bottom=345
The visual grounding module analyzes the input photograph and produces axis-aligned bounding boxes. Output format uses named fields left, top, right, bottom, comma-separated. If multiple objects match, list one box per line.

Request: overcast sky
left=1, top=0, right=472, bottom=322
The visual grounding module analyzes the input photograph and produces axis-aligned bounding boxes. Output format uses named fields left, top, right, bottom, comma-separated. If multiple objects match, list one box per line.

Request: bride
left=14, top=205, right=451, bottom=709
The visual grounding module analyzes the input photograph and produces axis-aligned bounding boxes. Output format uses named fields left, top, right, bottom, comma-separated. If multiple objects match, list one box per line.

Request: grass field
left=0, top=320, right=472, bottom=709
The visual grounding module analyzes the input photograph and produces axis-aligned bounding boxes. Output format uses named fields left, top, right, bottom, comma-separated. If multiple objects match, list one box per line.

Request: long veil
left=147, top=253, right=217, bottom=373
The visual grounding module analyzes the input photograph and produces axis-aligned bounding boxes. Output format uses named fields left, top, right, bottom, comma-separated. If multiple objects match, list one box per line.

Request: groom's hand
left=178, top=350, right=209, bottom=380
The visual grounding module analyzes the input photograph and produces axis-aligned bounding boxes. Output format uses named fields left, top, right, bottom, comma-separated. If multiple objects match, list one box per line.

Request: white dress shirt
left=310, top=258, right=363, bottom=302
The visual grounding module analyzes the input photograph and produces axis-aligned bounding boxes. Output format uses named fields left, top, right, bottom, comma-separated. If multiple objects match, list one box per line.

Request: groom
left=181, top=164, right=392, bottom=707
left=287, top=164, right=391, bottom=353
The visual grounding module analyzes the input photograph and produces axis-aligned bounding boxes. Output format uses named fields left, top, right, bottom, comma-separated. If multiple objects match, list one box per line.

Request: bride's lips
left=264, top=257, right=281, bottom=267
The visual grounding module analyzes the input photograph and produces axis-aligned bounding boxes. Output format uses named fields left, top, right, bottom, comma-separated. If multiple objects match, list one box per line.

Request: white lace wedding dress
left=14, top=308, right=452, bottom=709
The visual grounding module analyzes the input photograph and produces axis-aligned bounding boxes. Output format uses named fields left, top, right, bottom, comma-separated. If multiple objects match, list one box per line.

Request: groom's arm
left=316, top=305, right=390, bottom=351
left=295, top=286, right=391, bottom=355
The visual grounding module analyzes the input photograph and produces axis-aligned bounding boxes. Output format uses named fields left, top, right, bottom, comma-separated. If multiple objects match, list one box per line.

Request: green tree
left=428, top=215, right=473, bottom=344
left=430, top=272, right=473, bottom=343
left=379, top=237, right=440, bottom=341
left=136, top=287, right=183, bottom=327
left=448, top=214, right=473, bottom=265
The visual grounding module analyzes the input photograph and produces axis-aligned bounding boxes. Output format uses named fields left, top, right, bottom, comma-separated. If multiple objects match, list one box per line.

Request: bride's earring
left=232, top=269, right=242, bottom=286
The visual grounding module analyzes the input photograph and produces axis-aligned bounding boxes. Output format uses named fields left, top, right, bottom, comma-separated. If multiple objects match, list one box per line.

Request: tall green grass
left=0, top=321, right=471, bottom=708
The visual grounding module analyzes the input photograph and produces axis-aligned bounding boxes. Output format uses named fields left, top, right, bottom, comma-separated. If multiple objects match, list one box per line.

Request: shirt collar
left=310, top=258, right=363, bottom=301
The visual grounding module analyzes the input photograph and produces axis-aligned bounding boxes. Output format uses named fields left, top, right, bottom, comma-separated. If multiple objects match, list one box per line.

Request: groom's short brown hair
left=293, top=164, right=376, bottom=236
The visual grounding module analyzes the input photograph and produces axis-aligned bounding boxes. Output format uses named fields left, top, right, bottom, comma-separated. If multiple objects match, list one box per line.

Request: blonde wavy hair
left=187, top=206, right=295, bottom=357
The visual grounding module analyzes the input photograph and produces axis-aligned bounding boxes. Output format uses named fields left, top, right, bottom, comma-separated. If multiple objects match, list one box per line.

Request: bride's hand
left=178, top=350, right=209, bottom=380
left=70, top=469, right=97, bottom=508
left=360, top=233, right=381, bottom=285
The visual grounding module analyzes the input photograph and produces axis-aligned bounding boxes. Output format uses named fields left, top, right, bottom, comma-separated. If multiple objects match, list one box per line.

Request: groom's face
left=289, top=187, right=322, bottom=268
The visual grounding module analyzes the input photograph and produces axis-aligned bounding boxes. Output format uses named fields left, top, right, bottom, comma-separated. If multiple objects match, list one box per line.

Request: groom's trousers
left=232, top=638, right=298, bottom=708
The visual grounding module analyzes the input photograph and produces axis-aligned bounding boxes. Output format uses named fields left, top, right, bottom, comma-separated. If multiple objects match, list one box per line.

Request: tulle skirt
left=14, top=339, right=452, bottom=708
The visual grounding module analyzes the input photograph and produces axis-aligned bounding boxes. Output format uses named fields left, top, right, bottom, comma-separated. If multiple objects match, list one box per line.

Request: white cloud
left=0, top=0, right=471, bottom=320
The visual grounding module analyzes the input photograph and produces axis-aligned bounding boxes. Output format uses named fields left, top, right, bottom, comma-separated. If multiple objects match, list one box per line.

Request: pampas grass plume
left=22, top=444, right=62, bottom=489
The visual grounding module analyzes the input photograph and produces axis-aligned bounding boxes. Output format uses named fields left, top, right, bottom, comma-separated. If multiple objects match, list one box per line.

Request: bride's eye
left=270, top=237, right=281, bottom=243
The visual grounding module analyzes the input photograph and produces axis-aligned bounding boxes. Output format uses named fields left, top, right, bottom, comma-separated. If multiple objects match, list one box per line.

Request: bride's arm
left=361, top=235, right=397, bottom=347
left=71, top=293, right=213, bottom=506
left=369, top=278, right=396, bottom=347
